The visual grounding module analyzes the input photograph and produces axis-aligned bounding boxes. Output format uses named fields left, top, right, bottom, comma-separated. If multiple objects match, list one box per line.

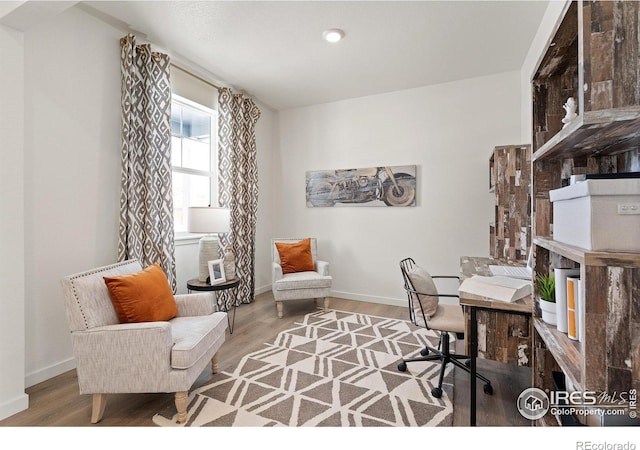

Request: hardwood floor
left=0, top=293, right=532, bottom=427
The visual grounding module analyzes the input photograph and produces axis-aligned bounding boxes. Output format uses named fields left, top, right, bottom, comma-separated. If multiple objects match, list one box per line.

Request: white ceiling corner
left=1, top=1, right=78, bottom=31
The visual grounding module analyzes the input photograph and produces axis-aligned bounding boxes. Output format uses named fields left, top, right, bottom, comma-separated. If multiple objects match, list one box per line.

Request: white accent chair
left=271, top=238, right=332, bottom=318
left=61, top=259, right=227, bottom=424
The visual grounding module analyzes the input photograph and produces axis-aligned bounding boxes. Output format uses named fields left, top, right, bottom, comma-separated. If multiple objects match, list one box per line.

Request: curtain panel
left=118, top=34, right=176, bottom=291
left=217, top=88, right=261, bottom=309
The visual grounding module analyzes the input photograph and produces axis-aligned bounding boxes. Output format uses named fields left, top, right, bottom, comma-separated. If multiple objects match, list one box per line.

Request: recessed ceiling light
left=323, top=28, right=345, bottom=43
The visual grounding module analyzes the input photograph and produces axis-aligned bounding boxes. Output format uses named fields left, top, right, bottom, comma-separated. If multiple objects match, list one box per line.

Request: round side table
left=187, top=277, right=240, bottom=334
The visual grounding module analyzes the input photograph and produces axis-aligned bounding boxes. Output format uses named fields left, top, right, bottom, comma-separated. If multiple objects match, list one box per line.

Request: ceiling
left=82, top=1, right=549, bottom=111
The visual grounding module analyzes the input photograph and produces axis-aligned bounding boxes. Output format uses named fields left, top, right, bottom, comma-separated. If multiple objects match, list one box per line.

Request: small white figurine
left=562, top=97, right=577, bottom=128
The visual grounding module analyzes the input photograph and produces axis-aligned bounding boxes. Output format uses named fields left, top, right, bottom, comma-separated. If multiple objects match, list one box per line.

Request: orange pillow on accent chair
left=103, top=263, right=177, bottom=323
left=274, top=238, right=315, bottom=274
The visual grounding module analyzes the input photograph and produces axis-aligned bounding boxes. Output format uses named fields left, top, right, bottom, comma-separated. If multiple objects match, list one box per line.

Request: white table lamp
left=187, top=207, right=231, bottom=282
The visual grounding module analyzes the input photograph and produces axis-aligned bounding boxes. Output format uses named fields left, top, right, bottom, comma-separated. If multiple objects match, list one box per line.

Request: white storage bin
left=549, top=178, right=640, bottom=252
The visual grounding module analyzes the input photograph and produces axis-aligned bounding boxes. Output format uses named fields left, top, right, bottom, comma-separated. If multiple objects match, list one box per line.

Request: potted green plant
left=535, top=273, right=556, bottom=326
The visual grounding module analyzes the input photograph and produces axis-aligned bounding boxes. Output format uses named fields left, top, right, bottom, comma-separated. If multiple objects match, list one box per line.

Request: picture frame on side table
left=208, top=259, right=226, bottom=285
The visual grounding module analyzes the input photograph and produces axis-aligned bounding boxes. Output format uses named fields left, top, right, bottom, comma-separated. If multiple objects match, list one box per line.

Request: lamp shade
left=187, top=207, right=230, bottom=234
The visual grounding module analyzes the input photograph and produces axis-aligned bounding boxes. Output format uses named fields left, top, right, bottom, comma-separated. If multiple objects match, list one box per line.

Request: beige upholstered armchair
left=271, top=238, right=332, bottom=318
left=61, top=259, right=227, bottom=424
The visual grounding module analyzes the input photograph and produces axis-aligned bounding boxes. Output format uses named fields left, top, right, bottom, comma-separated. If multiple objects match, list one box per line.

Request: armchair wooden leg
left=211, top=351, right=219, bottom=374
left=91, top=393, right=107, bottom=424
left=175, top=391, right=188, bottom=424
left=277, top=301, right=283, bottom=318
left=323, top=297, right=329, bottom=312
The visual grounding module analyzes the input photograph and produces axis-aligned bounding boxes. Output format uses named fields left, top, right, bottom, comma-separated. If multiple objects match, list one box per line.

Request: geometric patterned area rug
left=152, top=309, right=454, bottom=427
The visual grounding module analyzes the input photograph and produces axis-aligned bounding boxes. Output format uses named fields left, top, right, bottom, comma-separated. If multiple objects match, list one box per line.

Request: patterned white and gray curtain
left=217, top=88, right=261, bottom=309
left=118, top=34, right=176, bottom=291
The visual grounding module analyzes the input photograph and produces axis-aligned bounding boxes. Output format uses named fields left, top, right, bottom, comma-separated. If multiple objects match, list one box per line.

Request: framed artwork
left=208, top=259, right=226, bottom=285
left=306, top=165, right=417, bottom=207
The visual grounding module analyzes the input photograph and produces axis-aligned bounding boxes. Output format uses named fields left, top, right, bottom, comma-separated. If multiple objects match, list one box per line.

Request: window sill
left=174, top=233, right=205, bottom=246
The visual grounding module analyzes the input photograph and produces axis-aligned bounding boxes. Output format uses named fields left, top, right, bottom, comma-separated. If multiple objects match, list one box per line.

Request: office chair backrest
left=400, top=258, right=439, bottom=327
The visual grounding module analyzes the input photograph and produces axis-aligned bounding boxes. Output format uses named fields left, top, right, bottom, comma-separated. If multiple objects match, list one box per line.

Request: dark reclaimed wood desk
left=459, top=256, right=534, bottom=426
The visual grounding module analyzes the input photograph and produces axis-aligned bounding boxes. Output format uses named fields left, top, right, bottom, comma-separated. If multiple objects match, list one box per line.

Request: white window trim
left=171, top=93, right=219, bottom=238
left=174, top=233, right=205, bottom=245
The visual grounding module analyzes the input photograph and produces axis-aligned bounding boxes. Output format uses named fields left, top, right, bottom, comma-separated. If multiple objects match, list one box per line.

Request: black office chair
left=398, top=257, right=492, bottom=398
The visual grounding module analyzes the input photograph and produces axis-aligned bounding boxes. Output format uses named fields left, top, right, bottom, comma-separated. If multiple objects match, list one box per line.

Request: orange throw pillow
left=275, top=238, right=315, bottom=274
left=104, top=263, right=178, bottom=323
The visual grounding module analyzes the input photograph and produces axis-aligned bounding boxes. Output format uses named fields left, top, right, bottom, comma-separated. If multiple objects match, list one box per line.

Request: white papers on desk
left=459, top=275, right=532, bottom=303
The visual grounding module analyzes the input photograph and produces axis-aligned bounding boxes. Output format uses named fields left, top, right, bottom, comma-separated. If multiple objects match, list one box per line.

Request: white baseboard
left=331, top=291, right=458, bottom=307
left=25, top=356, right=75, bottom=388
left=329, top=290, right=406, bottom=308
left=0, top=392, right=29, bottom=421
left=254, top=284, right=271, bottom=296
left=259, top=284, right=405, bottom=308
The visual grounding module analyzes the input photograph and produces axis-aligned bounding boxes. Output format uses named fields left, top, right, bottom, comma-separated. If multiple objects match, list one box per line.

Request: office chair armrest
left=406, top=286, right=459, bottom=299
left=431, top=275, right=461, bottom=297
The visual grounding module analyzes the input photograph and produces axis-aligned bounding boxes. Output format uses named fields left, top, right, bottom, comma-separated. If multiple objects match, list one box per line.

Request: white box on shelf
left=549, top=178, right=640, bottom=252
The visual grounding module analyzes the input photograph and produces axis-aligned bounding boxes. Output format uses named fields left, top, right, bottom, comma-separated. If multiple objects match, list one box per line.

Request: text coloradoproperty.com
left=552, top=406, right=628, bottom=416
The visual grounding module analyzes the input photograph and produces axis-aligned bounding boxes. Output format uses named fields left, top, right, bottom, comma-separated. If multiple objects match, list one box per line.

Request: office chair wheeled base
left=428, top=383, right=492, bottom=399
left=397, top=332, right=492, bottom=399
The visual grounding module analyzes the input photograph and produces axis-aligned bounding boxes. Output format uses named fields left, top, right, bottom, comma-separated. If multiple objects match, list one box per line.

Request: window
left=171, top=95, right=217, bottom=233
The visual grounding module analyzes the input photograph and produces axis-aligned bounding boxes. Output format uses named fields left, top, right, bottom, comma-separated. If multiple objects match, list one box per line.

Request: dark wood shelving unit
left=530, top=0, right=640, bottom=427
left=489, top=144, right=531, bottom=262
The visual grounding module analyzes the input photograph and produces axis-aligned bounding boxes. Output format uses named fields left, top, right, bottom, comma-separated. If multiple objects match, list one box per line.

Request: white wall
left=22, top=6, right=123, bottom=386
left=277, top=72, right=522, bottom=306
left=0, top=22, right=29, bottom=421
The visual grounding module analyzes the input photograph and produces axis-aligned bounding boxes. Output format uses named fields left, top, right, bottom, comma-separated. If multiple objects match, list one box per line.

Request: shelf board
left=532, top=107, right=640, bottom=162
left=534, top=318, right=582, bottom=392
left=533, top=237, right=585, bottom=264
left=532, top=1, right=577, bottom=81
left=534, top=237, right=640, bottom=267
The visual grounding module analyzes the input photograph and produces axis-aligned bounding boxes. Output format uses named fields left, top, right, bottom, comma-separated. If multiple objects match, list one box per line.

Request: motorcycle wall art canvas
left=306, top=165, right=417, bottom=207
